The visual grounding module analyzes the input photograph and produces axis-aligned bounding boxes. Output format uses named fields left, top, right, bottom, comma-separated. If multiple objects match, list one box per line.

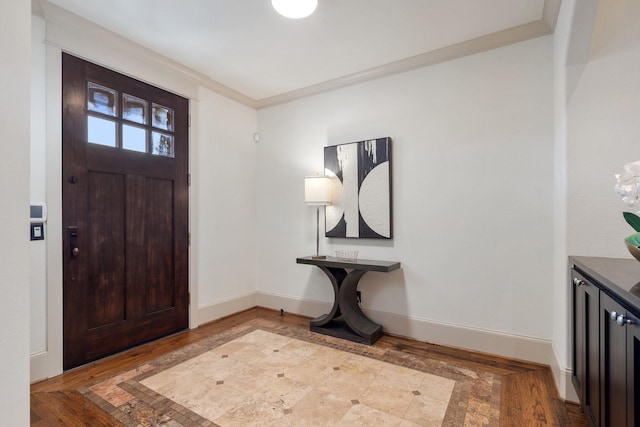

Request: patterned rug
left=79, top=318, right=501, bottom=426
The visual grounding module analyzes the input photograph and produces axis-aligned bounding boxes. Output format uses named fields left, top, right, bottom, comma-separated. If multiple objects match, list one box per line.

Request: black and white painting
left=324, top=137, right=392, bottom=239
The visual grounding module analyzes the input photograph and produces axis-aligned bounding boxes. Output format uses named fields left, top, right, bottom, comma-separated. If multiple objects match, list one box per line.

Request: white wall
left=568, top=0, right=640, bottom=258
left=552, top=0, right=604, bottom=403
left=256, top=37, right=555, bottom=358
left=31, top=14, right=47, bottom=357
left=0, top=1, right=31, bottom=424
left=196, top=86, right=259, bottom=321
left=551, top=0, right=574, bottom=404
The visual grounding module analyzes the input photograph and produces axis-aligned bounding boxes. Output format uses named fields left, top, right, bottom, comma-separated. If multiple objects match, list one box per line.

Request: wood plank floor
left=31, top=307, right=588, bottom=426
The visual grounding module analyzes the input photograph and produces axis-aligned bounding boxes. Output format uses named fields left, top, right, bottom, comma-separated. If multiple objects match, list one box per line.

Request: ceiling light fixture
left=271, top=0, right=318, bottom=19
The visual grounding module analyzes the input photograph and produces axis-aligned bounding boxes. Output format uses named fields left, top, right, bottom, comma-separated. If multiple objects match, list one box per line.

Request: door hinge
left=188, top=114, right=191, bottom=127
left=187, top=174, right=191, bottom=186
left=188, top=292, right=191, bottom=306
left=188, top=232, right=191, bottom=245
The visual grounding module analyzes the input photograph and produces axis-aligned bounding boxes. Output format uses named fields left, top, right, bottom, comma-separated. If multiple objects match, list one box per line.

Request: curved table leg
left=310, top=267, right=346, bottom=327
left=338, top=270, right=382, bottom=343
left=309, top=266, right=383, bottom=345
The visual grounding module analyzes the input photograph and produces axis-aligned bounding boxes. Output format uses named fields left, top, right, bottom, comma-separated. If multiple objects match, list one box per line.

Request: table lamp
left=305, top=175, right=331, bottom=259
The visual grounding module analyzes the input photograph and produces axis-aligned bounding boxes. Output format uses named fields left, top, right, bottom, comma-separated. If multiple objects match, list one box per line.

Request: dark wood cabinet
left=571, top=271, right=600, bottom=426
left=600, top=293, right=629, bottom=427
left=570, top=257, right=640, bottom=427
left=626, top=312, right=639, bottom=427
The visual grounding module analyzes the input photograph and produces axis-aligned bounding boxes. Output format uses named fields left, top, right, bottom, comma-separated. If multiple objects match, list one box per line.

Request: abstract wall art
left=324, top=137, right=392, bottom=239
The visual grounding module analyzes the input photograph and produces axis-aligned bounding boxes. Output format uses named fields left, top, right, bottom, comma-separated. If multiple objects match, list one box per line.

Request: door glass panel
left=88, top=82, right=117, bottom=116
left=152, top=103, right=174, bottom=131
left=123, top=94, right=147, bottom=124
left=88, top=116, right=116, bottom=147
left=123, top=124, right=147, bottom=153
left=152, top=132, right=174, bottom=157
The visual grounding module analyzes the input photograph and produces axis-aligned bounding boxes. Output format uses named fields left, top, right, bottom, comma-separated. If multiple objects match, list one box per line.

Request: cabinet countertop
left=570, top=256, right=640, bottom=314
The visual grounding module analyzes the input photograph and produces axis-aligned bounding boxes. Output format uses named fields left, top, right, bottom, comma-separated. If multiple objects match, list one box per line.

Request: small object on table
left=335, top=250, right=358, bottom=262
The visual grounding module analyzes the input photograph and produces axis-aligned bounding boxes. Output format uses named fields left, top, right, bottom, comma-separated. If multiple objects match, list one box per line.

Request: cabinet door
left=627, top=311, right=639, bottom=427
left=600, top=293, right=627, bottom=427
left=572, top=271, right=600, bottom=426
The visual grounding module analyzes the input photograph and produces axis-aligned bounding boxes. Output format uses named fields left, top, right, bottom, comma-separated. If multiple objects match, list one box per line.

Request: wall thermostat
left=30, top=203, right=47, bottom=223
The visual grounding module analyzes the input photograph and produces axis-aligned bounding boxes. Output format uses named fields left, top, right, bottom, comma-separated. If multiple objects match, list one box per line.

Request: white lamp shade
left=305, top=175, right=331, bottom=205
left=271, top=0, right=318, bottom=19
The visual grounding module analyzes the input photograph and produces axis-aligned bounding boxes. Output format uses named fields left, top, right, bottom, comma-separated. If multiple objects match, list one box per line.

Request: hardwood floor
left=31, top=307, right=588, bottom=426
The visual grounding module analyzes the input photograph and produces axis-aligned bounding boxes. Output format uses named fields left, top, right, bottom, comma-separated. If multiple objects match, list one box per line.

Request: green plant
left=623, top=211, right=640, bottom=232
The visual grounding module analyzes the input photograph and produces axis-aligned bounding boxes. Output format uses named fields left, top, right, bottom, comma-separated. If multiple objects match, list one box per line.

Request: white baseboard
left=254, top=291, right=574, bottom=399
left=374, top=309, right=555, bottom=363
left=550, top=343, right=579, bottom=403
left=196, top=291, right=257, bottom=326
left=255, top=290, right=332, bottom=319
left=47, top=290, right=571, bottom=402
left=30, top=351, right=48, bottom=384
left=257, top=290, right=553, bottom=362
left=562, top=369, right=579, bottom=403
left=30, top=292, right=258, bottom=384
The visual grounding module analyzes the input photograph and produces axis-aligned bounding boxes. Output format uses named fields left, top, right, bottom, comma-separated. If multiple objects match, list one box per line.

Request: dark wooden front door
left=62, top=54, right=189, bottom=369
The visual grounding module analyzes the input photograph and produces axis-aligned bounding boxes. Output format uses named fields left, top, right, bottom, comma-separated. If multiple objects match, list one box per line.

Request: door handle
left=68, top=226, right=79, bottom=258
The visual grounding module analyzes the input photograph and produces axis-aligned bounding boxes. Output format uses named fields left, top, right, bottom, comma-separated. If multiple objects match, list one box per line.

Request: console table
left=296, top=256, right=401, bottom=345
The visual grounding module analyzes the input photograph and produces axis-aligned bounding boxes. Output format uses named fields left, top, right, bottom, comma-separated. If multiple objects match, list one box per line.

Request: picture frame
left=324, top=137, right=392, bottom=239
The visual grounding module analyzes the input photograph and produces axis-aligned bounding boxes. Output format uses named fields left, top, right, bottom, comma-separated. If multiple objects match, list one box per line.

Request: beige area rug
left=80, top=318, right=501, bottom=426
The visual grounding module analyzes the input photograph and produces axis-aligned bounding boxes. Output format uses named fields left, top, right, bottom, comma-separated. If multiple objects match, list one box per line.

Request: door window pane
left=88, top=116, right=116, bottom=147
left=88, top=82, right=117, bottom=116
left=152, top=103, right=174, bottom=131
left=152, top=132, right=174, bottom=157
left=123, top=124, right=147, bottom=153
left=85, top=82, right=178, bottom=157
left=123, top=94, right=147, bottom=124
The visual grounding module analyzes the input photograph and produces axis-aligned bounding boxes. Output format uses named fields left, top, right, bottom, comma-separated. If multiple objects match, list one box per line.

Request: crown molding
left=33, top=0, right=560, bottom=110
left=256, top=18, right=553, bottom=109
left=566, top=0, right=598, bottom=65
left=543, top=0, right=562, bottom=31
left=31, top=0, right=44, bottom=18
left=35, top=0, right=257, bottom=108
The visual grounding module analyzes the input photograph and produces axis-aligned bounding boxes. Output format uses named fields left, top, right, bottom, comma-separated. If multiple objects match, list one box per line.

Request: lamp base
left=312, top=255, right=327, bottom=259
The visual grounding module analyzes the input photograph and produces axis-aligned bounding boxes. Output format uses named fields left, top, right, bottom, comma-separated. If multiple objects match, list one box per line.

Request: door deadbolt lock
left=68, top=226, right=79, bottom=258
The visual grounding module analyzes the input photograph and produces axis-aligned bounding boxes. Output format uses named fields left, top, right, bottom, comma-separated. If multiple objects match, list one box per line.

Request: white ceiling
left=41, top=0, right=560, bottom=108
